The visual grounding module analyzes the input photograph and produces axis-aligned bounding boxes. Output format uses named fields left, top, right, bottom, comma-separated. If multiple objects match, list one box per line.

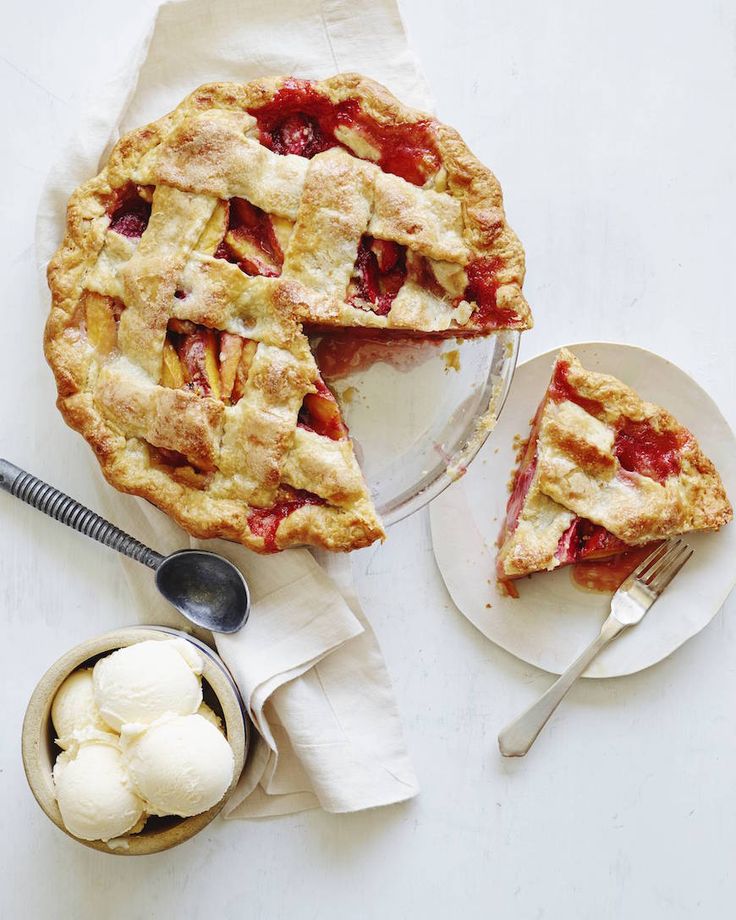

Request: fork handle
left=498, top=614, right=627, bottom=757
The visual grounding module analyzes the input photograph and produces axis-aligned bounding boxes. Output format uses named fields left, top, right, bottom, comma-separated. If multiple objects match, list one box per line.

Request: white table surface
left=2, top=2, right=735, bottom=917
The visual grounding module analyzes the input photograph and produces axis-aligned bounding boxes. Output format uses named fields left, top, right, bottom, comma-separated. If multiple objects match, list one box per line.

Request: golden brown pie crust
left=45, top=74, right=531, bottom=553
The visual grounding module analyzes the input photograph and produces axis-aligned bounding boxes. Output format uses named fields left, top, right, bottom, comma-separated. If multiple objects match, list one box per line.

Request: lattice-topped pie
left=497, top=349, right=732, bottom=581
left=46, top=74, right=531, bottom=553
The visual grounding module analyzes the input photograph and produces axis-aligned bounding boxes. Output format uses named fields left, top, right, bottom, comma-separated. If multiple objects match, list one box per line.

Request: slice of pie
left=497, top=349, right=732, bottom=582
left=45, top=74, right=531, bottom=553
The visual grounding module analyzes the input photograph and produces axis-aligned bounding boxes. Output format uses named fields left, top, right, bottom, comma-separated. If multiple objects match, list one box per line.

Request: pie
left=45, top=74, right=531, bottom=553
left=497, top=349, right=732, bottom=582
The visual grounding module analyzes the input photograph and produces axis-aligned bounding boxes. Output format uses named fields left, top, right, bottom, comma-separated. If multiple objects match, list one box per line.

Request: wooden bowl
left=22, top=627, right=248, bottom=855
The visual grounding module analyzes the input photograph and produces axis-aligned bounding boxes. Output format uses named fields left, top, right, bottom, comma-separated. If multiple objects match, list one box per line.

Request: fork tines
left=632, top=538, right=693, bottom=594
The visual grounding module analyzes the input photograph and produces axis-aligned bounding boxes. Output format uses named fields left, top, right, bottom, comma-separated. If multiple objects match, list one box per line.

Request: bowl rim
left=22, top=627, right=249, bottom=856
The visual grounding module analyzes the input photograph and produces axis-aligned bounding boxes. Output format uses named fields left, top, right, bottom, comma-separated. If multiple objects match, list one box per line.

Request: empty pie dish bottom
left=320, top=329, right=519, bottom=525
left=430, top=342, right=736, bottom=678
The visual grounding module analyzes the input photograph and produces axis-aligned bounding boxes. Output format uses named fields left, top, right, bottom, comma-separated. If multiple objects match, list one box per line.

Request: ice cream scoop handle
left=0, top=458, right=164, bottom=570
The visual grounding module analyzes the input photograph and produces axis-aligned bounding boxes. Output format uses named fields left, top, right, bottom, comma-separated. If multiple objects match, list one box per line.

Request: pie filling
left=147, top=444, right=212, bottom=490
left=298, top=378, right=349, bottom=440
left=499, top=399, right=545, bottom=545
left=462, top=257, right=525, bottom=332
left=162, top=320, right=255, bottom=403
left=213, top=198, right=284, bottom=277
left=613, top=418, right=685, bottom=483
left=570, top=543, right=663, bottom=594
left=310, top=329, right=444, bottom=381
left=81, top=292, right=124, bottom=355
left=348, top=236, right=407, bottom=315
left=247, top=489, right=325, bottom=553
left=554, top=517, right=628, bottom=565
left=108, top=185, right=152, bottom=238
left=249, top=78, right=441, bottom=187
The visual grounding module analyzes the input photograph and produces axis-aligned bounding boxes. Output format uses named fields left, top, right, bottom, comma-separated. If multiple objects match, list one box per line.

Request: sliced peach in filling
left=161, top=339, right=185, bottom=388
left=219, top=332, right=244, bottom=401
left=84, top=292, right=120, bottom=354
left=176, top=328, right=221, bottom=399
left=299, top=379, right=348, bottom=440
left=219, top=333, right=259, bottom=403
left=195, top=200, right=230, bottom=256
left=214, top=198, right=283, bottom=277
left=164, top=322, right=256, bottom=405
left=230, top=340, right=258, bottom=404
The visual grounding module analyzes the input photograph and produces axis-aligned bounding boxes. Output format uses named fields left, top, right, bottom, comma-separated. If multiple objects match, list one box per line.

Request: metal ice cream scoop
left=0, top=458, right=250, bottom=633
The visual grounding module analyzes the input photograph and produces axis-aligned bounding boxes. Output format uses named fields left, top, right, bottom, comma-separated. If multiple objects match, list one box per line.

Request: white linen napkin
left=36, top=0, right=431, bottom=817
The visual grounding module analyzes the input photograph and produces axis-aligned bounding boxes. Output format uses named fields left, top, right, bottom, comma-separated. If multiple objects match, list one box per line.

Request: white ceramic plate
left=430, top=342, right=736, bottom=678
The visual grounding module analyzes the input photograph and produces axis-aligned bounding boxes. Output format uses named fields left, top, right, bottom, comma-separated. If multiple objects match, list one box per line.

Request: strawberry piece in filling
left=249, top=78, right=440, bottom=186
left=270, top=110, right=335, bottom=158
left=348, top=236, right=407, bottom=315
left=462, top=257, right=525, bottom=332
left=613, top=418, right=686, bottom=484
left=247, top=491, right=325, bottom=553
left=108, top=187, right=152, bottom=239
left=555, top=517, right=628, bottom=565
left=548, top=359, right=605, bottom=417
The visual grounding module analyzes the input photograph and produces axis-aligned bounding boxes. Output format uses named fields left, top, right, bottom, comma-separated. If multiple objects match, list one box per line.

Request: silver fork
left=498, top=539, right=693, bottom=757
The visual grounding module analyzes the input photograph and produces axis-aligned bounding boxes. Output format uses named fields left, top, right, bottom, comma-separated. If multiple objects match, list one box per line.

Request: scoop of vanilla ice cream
left=93, top=639, right=203, bottom=731
left=51, top=668, right=110, bottom=747
left=123, top=714, right=234, bottom=817
left=53, top=739, right=145, bottom=841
